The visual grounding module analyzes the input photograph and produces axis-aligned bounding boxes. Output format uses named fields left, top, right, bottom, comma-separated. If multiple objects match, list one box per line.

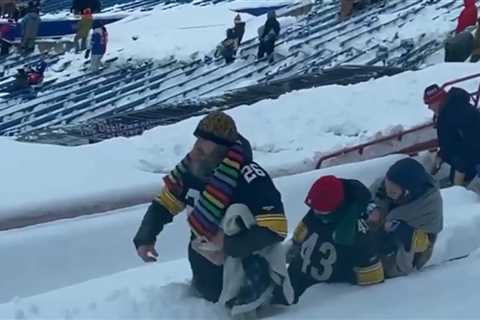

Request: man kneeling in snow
left=275, top=175, right=384, bottom=304
left=369, top=158, right=444, bottom=278
left=133, top=111, right=293, bottom=318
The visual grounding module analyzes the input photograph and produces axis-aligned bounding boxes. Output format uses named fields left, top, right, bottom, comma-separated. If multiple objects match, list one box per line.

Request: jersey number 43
left=301, top=233, right=338, bottom=282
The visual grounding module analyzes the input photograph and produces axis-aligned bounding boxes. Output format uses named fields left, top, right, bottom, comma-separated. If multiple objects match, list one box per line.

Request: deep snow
left=0, top=176, right=479, bottom=317
left=1, top=154, right=480, bottom=309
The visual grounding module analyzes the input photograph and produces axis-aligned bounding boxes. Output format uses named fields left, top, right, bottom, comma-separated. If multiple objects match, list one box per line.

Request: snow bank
left=1, top=63, right=478, bottom=222
left=1, top=184, right=480, bottom=319
left=0, top=137, right=160, bottom=220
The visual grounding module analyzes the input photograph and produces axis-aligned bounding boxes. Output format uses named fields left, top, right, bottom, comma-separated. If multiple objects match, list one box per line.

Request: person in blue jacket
left=88, top=25, right=107, bottom=71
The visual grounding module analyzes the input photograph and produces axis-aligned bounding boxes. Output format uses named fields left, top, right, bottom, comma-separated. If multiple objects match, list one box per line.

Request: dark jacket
left=133, top=135, right=285, bottom=302
left=20, top=11, right=40, bottom=39
left=288, top=179, right=382, bottom=296
left=233, top=21, right=245, bottom=46
left=90, top=28, right=106, bottom=55
left=14, top=69, right=29, bottom=89
left=220, top=28, right=238, bottom=60
left=133, top=135, right=283, bottom=250
left=437, top=87, right=480, bottom=171
left=261, top=17, right=280, bottom=42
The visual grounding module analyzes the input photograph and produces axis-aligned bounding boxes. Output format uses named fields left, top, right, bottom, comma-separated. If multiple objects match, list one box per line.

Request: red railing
left=315, top=73, right=480, bottom=169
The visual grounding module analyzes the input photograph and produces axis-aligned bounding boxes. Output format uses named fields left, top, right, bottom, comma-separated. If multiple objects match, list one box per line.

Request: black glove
left=383, top=220, right=414, bottom=253
left=84, top=49, right=90, bottom=59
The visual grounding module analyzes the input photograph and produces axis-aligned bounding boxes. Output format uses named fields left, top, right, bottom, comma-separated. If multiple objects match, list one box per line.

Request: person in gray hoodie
left=369, top=158, right=443, bottom=278
left=20, top=7, right=41, bottom=54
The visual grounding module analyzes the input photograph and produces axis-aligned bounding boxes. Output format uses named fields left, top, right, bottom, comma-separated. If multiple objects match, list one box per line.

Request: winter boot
left=231, top=255, right=272, bottom=307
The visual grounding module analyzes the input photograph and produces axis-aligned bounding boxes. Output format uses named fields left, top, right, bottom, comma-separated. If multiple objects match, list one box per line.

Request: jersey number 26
left=241, top=164, right=266, bottom=183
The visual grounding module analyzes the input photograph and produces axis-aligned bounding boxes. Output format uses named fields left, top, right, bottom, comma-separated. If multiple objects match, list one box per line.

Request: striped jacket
left=133, top=139, right=287, bottom=258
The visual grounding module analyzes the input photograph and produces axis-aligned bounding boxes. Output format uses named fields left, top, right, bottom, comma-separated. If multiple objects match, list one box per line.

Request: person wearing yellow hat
left=74, top=8, right=93, bottom=53
left=133, top=111, right=289, bottom=313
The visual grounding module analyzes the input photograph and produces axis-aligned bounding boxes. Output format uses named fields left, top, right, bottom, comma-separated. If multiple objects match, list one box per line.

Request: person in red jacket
left=456, top=0, right=478, bottom=34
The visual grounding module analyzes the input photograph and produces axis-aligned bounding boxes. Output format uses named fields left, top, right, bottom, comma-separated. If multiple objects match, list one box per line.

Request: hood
left=386, top=158, right=434, bottom=200
left=465, top=0, right=476, bottom=7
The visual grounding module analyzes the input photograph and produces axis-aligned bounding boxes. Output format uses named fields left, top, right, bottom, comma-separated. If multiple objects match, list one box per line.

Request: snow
left=0, top=173, right=479, bottom=317
left=2, top=249, right=479, bottom=319
left=1, top=1, right=479, bottom=316
left=1, top=62, right=479, bottom=221
left=0, top=154, right=404, bottom=303
left=105, top=2, right=294, bottom=61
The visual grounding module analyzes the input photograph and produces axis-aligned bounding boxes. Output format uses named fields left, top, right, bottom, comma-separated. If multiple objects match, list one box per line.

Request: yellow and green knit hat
left=194, top=111, right=238, bottom=146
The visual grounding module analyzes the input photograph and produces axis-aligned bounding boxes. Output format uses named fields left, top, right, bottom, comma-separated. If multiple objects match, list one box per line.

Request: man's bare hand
left=137, top=244, right=159, bottom=262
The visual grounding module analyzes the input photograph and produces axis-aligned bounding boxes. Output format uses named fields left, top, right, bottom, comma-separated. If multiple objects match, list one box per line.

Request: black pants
left=188, top=242, right=272, bottom=304
left=224, top=55, right=235, bottom=64
left=188, top=242, right=223, bottom=303
left=0, top=40, right=11, bottom=56
left=272, top=263, right=317, bottom=305
left=257, top=40, right=275, bottom=59
left=471, top=54, right=480, bottom=63
left=449, top=164, right=478, bottom=184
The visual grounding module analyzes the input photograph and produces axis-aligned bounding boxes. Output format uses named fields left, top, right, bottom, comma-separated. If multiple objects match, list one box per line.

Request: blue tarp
left=0, top=15, right=125, bottom=39
left=231, top=4, right=289, bottom=16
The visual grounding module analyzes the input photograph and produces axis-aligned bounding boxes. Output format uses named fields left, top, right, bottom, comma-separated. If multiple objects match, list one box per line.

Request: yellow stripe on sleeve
left=354, top=261, right=385, bottom=286
left=293, top=221, right=308, bottom=243
left=256, top=213, right=288, bottom=238
left=155, top=187, right=185, bottom=215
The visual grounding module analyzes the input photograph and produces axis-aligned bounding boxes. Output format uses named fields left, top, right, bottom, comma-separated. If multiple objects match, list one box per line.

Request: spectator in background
left=0, top=18, right=15, bottom=56
left=444, top=31, right=474, bottom=62
left=470, top=18, right=480, bottom=62
left=71, top=0, right=101, bottom=15
left=233, top=14, right=245, bottom=47
left=215, top=28, right=238, bottom=64
left=87, top=25, right=106, bottom=71
left=101, top=24, right=108, bottom=53
left=20, top=6, right=40, bottom=54
left=14, top=67, right=29, bottom=90
left=456, top=0, right=477, bottom=34
left=257, top=10, right=280, bottom=63
left=424, top=84, right=480, bottom=186
left=74, top=8, right=92, bottom=52
left=27, top=59, right=46, bottom=85
left=28, top=0, right=39, bottom=11
left=0, top=0, right=17, bottom=19
left=340, top=0, right=355, bottom=19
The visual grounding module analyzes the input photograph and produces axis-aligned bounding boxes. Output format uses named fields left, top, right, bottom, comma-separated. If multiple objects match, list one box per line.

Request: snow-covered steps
left=0, top=0, right=472, bottom=139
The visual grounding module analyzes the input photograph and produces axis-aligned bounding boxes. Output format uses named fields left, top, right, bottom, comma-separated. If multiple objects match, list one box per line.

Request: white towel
left=219, top=204, right=294, bottom=317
